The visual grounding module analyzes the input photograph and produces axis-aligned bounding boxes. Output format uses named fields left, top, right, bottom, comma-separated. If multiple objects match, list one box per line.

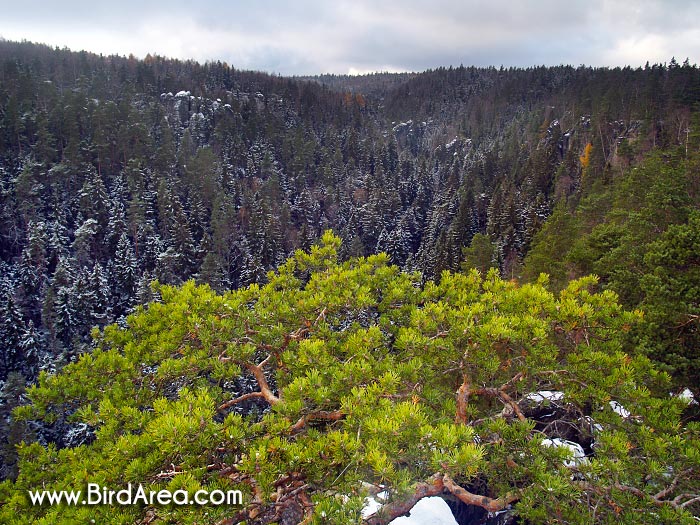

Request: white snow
left=542, top=438, right=587, bottom=468
left=362, top=498, right=382, bottom=518
left=524, top=391, right=564, bottom=403
left=390, top=497, right=458, bottom=524
left=676, top=388, right=697, bottom=405
left=392, top=120, right=413, bottom=133
left=582, top=415, right=603, bottom=435
left=445, top=137, right=459, bottom=149
left=609, top=400, right=630, bottom=418
left=362, top=494, right=458, bottom=524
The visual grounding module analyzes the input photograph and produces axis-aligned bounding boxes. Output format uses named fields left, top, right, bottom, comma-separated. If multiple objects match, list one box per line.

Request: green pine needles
left=1, top=232, right=698, bottom=524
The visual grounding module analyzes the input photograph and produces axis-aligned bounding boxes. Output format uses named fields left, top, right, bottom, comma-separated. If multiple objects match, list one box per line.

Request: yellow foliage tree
left=580, top=142, right=593, bottom=169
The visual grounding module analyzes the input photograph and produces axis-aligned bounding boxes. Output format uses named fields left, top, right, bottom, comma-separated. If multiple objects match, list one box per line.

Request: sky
left=0, top=0, right=698, bottom=75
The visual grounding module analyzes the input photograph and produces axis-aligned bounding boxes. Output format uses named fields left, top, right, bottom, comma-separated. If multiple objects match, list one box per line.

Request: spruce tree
left=112, top=232, right=137, bottom=315
left=0, top=294, right=24, bottom=379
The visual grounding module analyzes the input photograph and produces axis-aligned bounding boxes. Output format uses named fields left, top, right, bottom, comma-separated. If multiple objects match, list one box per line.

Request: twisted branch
left=363, top=473, right=517, bottom=525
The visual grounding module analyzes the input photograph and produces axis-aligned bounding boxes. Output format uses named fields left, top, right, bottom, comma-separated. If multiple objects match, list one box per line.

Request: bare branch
left=455, top=377, right=470, bottom=424
left=679, top=495, right=700, bottom=509
left=443, top=474, right=519, bottom=512
left=497, top=390, right=527, bottom=422
left=363, top=474, right=444, bottom=525
left=363, top=473, right=518, bottom=525
left=473, top=386, right=526, bottom=422
left=244, top=361, right=279, bottom=405
left=313, top=307, right=327, bottom=326
left=673, top=492, right=700, bottom=507
left=429, top=330, right=449, bottom=340
left=577, top=481, right=700, bottom=509
left=217, top=391, right=268, bottom=412
left=152, top=466, right=183, bottom=480
left=500, top=372, right=524, bottom=392
left=289, top=410, right=344, bottom=434
left=654, top=468, right=692, bottom=500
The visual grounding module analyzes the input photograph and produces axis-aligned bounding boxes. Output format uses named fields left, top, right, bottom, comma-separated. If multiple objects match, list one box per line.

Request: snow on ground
left=363, top=494, right=458, bottom=525
left=389, top=497, right=459, bottom=525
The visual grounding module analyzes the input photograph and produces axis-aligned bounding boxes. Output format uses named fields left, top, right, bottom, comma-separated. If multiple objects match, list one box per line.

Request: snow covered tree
left=0, top=294, right=25, bottom=379
left=53, top=285, right=75, bottom=349
left=87, top=262, right=110, bottom=326
left=78, top=170, right=110, bottom=242
left=18, top=320, right=41, bottom=378
left=105, top=200, right=128, bottom=258
left=16, top=245, right=46, bottom=323
left=0, top=372, right=32, bottom=481
left=71, top=218, right=98, bottom=267
left=111, top=232, right=137, bottom=315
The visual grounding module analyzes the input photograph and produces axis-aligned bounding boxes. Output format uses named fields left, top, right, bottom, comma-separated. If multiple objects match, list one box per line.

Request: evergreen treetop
left=1, top=233, right=698, bottom=524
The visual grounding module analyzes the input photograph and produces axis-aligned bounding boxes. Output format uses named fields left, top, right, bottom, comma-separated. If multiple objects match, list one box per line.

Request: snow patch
left=389, top=497, right=458, bottom=524
left=392, top=120, right=413, bottom=133
left=362, top=492, right=387, bottom=518
left=676, top=388, right=697, bottom=405
left=582, top=415, right=603, bottom=435
left=363, top=493, right=458, bottom=524
left=609, top=400, right=630, bottom=418
left=524, top=391, right=564, bottom=403
left=445, top=137, right=459, bottom=149
left=542, top=438, right=587, bottom=468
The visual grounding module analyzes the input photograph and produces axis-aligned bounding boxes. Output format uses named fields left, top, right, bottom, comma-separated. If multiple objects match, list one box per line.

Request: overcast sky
left=1, top=0, right=698, bottom=75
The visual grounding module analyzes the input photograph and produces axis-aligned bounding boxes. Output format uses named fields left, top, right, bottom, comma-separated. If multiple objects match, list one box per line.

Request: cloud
left=0, top=0, right=697, bottom=74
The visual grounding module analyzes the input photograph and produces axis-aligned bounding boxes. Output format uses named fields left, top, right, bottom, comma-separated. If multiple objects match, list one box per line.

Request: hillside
left=1, top=42, right=698, bottom=380
left=0, top=40, right=699, bottom=523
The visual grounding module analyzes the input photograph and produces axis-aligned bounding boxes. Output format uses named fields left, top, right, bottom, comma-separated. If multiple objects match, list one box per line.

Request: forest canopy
left=1, top=233, right=698, bottom=524
left=1, top=41, right=700, bottom=524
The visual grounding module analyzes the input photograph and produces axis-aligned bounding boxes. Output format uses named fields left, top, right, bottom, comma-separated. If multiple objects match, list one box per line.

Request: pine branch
left=363, top=473, right=444, bottom=525
left=442, top=473, right=519, bottom=512
left=363, top=473, right=518, bottom=525
left=654, top=468, right=692, bottom=500
left=217, top=391, right=268, bottom=412
left=243, top=360, right=280, bottom=405
left=455, top=377, right=470, bottom=424
left=577, top=480, right=700, bottom=510
left=289, top=410, right=344, bottom=434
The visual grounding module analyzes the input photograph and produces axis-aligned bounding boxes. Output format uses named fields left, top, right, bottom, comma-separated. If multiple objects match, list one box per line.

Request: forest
left=0, top=40, right=699, bottom=523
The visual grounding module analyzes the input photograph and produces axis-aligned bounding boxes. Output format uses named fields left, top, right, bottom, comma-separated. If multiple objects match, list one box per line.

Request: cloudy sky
left=1, top=0, right=698, bottom=75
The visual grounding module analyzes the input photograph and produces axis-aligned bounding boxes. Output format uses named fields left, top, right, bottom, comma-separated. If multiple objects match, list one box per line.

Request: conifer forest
left=0, top=40, right=699, bottom=524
